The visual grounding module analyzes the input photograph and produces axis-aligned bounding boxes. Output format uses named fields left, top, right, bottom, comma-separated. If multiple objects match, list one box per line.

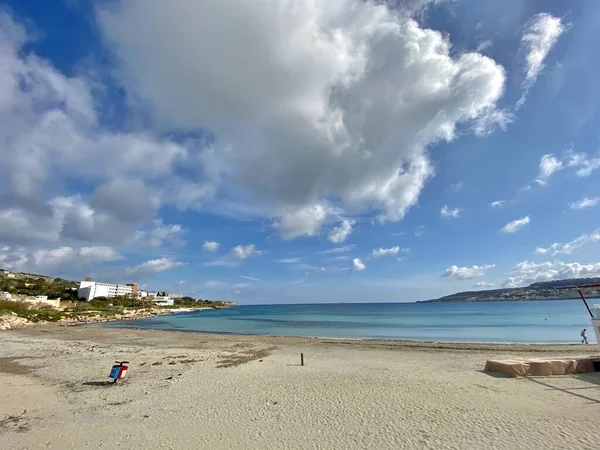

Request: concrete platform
left=485, top=357, right=600, bottom=378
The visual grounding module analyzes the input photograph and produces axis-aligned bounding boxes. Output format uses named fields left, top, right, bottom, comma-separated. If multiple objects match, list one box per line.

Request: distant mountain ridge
left=420, top=277, right=600, bottom=303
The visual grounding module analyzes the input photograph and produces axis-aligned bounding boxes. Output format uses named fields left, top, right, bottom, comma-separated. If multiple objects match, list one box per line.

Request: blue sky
left=0, top=0, right=599, bottom=303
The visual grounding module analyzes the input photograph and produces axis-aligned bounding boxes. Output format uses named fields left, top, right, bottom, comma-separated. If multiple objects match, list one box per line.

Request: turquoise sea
left=102, top=299, right=596, bottom=344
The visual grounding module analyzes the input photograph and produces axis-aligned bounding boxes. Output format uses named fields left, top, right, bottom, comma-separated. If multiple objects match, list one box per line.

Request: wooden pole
left=578, top=289, right=594, bottom=319
left=301, top=353, right=304, bottom=366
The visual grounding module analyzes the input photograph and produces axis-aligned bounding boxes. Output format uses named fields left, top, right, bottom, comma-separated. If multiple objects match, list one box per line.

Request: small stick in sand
left=301, top=353, right=304, bottom=366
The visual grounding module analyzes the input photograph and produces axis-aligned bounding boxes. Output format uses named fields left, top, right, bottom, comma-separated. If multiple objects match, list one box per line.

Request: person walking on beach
left=581, top=329, right=588, bottom=344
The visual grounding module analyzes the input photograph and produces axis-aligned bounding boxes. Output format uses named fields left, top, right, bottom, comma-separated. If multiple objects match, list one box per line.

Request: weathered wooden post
left=301, top=353, right=304, bottom=366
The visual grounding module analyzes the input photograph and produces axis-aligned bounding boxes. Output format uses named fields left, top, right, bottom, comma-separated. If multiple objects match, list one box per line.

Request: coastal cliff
left=420, top=277, right=600, bottom=303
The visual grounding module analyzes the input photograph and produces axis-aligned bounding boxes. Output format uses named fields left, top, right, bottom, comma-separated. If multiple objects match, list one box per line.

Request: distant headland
left=420, top=277, right=600, bottom=303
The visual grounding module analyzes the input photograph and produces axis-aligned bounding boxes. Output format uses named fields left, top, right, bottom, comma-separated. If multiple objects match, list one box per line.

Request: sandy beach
left=1, top=326, right=600, bottom=449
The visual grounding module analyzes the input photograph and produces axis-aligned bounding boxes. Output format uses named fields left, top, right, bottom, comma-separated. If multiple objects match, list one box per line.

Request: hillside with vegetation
left=421, top=278, right=600, bottom=303
left=0, top=272, right=80, bottom=300
left=0, top=270, right=235, bottom=329
left=0, top=270, right=232, bottom=306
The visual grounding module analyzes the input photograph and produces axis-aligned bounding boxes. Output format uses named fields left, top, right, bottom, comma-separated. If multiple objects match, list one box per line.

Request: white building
left=35, top=295, right=48, bottom=301
left=153, top=292, right=174, bottom=307
left=154, top=297, right=174, bottom=307
left=0, top=291, right=11, bottom=300
left=78, top=280, right=135, bottom=302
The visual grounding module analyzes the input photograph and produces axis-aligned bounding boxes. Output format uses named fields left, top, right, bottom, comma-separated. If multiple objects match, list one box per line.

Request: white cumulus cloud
left=125, top=257, right=184, bottom=278
left=502, top=260, right=600, bottom=288
left=352, top=258, right=366, bottom=272
left=473, top=281, right=495, bottom=289
left=275, top=204, right=330, bottom=240
left=442, top=264, right=495, bottom=280
left=97, top=0, right=506, bottom=233
left=501, top=216, right=530, bottom=233
left=0, top=245, right=122, bottom=272
left=232, top=244, right=262, bottom=260
left=0, top=11, right=217, bottom=249
left=133, top=220, right=186, bottom=247
left=328, top=219, right=355, bottom=244
left=203, top=240, right=220, bottom=252
left=537, top=154, right=563, bottom=181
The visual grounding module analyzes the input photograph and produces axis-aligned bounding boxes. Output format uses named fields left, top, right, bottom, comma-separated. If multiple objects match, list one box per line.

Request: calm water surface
left=101, top=300, right=596, bottom=344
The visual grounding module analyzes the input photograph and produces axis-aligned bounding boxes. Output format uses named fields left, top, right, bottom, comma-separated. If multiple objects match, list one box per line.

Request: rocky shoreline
left=0, top=307, right=201, bottom=331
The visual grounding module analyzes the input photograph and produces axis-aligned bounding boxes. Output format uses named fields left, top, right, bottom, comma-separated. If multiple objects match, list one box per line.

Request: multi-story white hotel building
left=78, top=280, right=136, bottom=302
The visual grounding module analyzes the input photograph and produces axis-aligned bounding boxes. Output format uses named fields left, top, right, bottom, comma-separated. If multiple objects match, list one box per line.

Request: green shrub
left=34, top=302, right=58, bottom=311
left=24, top=310, right=65, bottom=322
left=0, top=300, right=31, bottom=314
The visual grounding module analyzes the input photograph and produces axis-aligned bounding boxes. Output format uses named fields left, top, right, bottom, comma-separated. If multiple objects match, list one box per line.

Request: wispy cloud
left=448, top=181, right=463, bottom=192
left=534, top=151, right=600, bottom=185
left=202, top=259, right=240, bottom=268
left=440, top=205, right=461, bottom=219
left=370, top=246, right=409, bottom=258
left=330, top=255, right=351, bottom=261
left=316, top=245, right=355, bottom=255
left=501, top=216, right=530, bottom=234
left=204, top=244, right=262, bottom=267
left=240, top=275, right=262, bottom=281
left=277, top=257, right=303, bottom=264
left=534, top=229, right=600, bottom=256
left=290, top=263, right=326, bottom=272
left=518, top=13, right=565, bottom=108
left=489, top=200, right=506, bottom=208
left=521, top=13, right=565, bottom=87
left=415, top=226, right=425, bottom=238
left=570, top=197, right=600, bottom=210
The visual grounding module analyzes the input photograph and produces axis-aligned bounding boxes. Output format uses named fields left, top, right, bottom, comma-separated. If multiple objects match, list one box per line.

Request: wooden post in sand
left=301, top=353, right=304, bottom=366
